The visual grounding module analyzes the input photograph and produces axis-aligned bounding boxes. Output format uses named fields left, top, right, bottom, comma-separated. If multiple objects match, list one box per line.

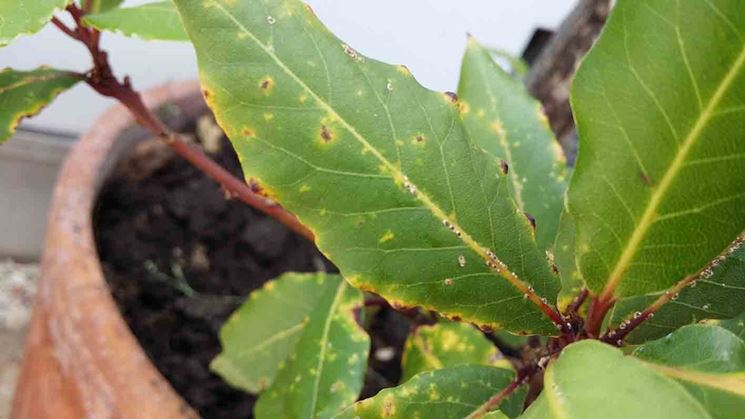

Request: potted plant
left=5, top=0, right=745, bottom=418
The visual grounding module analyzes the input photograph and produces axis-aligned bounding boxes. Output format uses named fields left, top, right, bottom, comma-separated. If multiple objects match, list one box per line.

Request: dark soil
left=93, top=114, right=409, bottom=418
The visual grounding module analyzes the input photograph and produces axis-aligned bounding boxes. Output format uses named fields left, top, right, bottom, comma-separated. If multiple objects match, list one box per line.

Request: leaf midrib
left=203, top=0, right=548, bottom=311
left=0, top=71, right=75, bottom=95
left=308, top=280, right=347, bottom=417
left=599, top=41, right=745, bottom=300
left=643, top=362, right=745, bottom=397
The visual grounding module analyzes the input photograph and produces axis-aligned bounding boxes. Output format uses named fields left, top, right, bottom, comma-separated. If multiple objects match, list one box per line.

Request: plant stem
left=465, top=375, right=524, bottom=419
left=583, top=294, right=614, bottom=338
left=564, top=288, right=589, bottom=316
left=50, top=17, right=79, bottom=40
left=55, top=4, right=314, bottom=242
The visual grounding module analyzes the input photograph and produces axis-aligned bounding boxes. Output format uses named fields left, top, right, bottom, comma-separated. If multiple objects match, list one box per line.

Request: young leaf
left=543, top=340, right=709, bottom=418
left=335, top=365, right=525, bottom=419
left=173, top=0, right=561, bottom=335
left=458, top=37, right=568, bottom=251
left=569, top=0, right=745, bottom=299
left=86, top=0, right=123, bottom=13
left=210, top=272, right=338, bottom=393
left=609, top=243, right=745, bottom=343
left=254, top=279, right=369, bottom=419
left=400, top=322, right=504, bottom=382
left=0, top=0, right=69, bottom=46
left=0, top=67, right=80, bottom=143
left=82, top=1, right=188, bottom=41
left=634, top=324, right=745, bottom=418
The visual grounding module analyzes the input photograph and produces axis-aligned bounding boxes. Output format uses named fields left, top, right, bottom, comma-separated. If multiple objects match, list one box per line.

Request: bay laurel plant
left=2, top=0, right=745, bottom=418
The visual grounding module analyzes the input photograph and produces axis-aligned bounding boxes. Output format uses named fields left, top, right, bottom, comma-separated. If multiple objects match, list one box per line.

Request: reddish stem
left=50, top=17, right=79, bottom=40
left=564, top=288, right=589, bottom=317
left=583, top=294, right=615, bottom=339
left=601, top=233, right=745, bottom=345
left=56, top=4, right=314, bottom=242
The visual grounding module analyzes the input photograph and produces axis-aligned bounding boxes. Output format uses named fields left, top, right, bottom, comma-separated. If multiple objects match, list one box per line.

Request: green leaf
left=254, top=278, right=369, bottom=419
left=400, top=322, right=504, bottom=382
left=569, top=0, right=745, bottom=299
left=458, top=37, right=568, bottom=251
left=85, top=0, right=123, bottom=13
left=174, top=0, right=560, bottom=335
left=543, top=340, right=709, bottom=418
left=0, top=67, right=80, bottom=143
left=83, top=1, right=188, bottom=41
left=553, top=208, right=584, bottom=311
left=518, top=393, right=548, bottom=419
left=0, top=0, right=69, bottom=46
left=484, top=411, right=509, bottom=419
left=711, top=312, right=745, bottom=339
left=609, top=243, right=745, bottom=343
left=634, top=324, right=745, bottom=418
left=210, top=272, right=338, bottom=393
left=335, top=365, right=524, bottom=419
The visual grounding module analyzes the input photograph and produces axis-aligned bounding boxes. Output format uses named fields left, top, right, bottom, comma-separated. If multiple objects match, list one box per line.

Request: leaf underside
left=543, top=340, right=710, bottom=419
left=634, top=325, right=745, bottom=418
left=0, top=67, right=79, bottom=143
left=610, top=244, right=745, bottom=343
left=82, top=1, right=188, bottom=41
left=569, top=0, right=745, bottom=299
left=174, top=0, right=561, bottom=335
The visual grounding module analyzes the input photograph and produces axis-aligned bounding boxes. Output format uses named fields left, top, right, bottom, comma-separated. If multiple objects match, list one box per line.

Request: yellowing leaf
left=174, top=0, right=561, bottom=335
left=0, top=67, right=80, bottom=143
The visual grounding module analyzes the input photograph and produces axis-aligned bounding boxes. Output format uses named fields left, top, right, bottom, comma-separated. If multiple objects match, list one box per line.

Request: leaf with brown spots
left=174, top=0, right=561, bottom=335
left=458, top=37, right=568, bottom=252
left=0, top=67, right=80, bottom=143
left=335, top=365, right=525, bottom=419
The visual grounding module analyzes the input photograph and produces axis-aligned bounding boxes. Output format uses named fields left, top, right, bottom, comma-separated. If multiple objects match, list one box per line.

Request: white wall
left=0, top=0, right=576, bottom=134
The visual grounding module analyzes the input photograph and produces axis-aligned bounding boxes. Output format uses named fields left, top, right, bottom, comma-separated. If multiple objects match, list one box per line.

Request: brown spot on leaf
left=640, top=171, right=653, bottom=187
left=499, top=160, right=509, bottom=175
left=202, top=89, right=210, bottom=98
left=443, top=91, right=458, bottom=102
left=414, top=135, right=425, bottom=144
left=242, top=127, right=255, bottom=137
left=259, top=76, right=274, bottom=93
left=320, top=125, right=333, bottom=142
left=524, top=212, right=536, bottom=231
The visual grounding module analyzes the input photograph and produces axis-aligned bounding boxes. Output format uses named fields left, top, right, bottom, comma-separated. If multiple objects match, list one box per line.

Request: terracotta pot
left=12, top=81, right=204, bottom=418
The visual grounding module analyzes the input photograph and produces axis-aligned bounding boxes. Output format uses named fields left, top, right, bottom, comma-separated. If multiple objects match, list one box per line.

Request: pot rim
left=12, top=80, right=202, bottom=419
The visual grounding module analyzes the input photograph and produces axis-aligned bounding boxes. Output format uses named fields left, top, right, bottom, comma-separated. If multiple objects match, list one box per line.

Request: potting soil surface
left=93, top=117, right=409, bottom=418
